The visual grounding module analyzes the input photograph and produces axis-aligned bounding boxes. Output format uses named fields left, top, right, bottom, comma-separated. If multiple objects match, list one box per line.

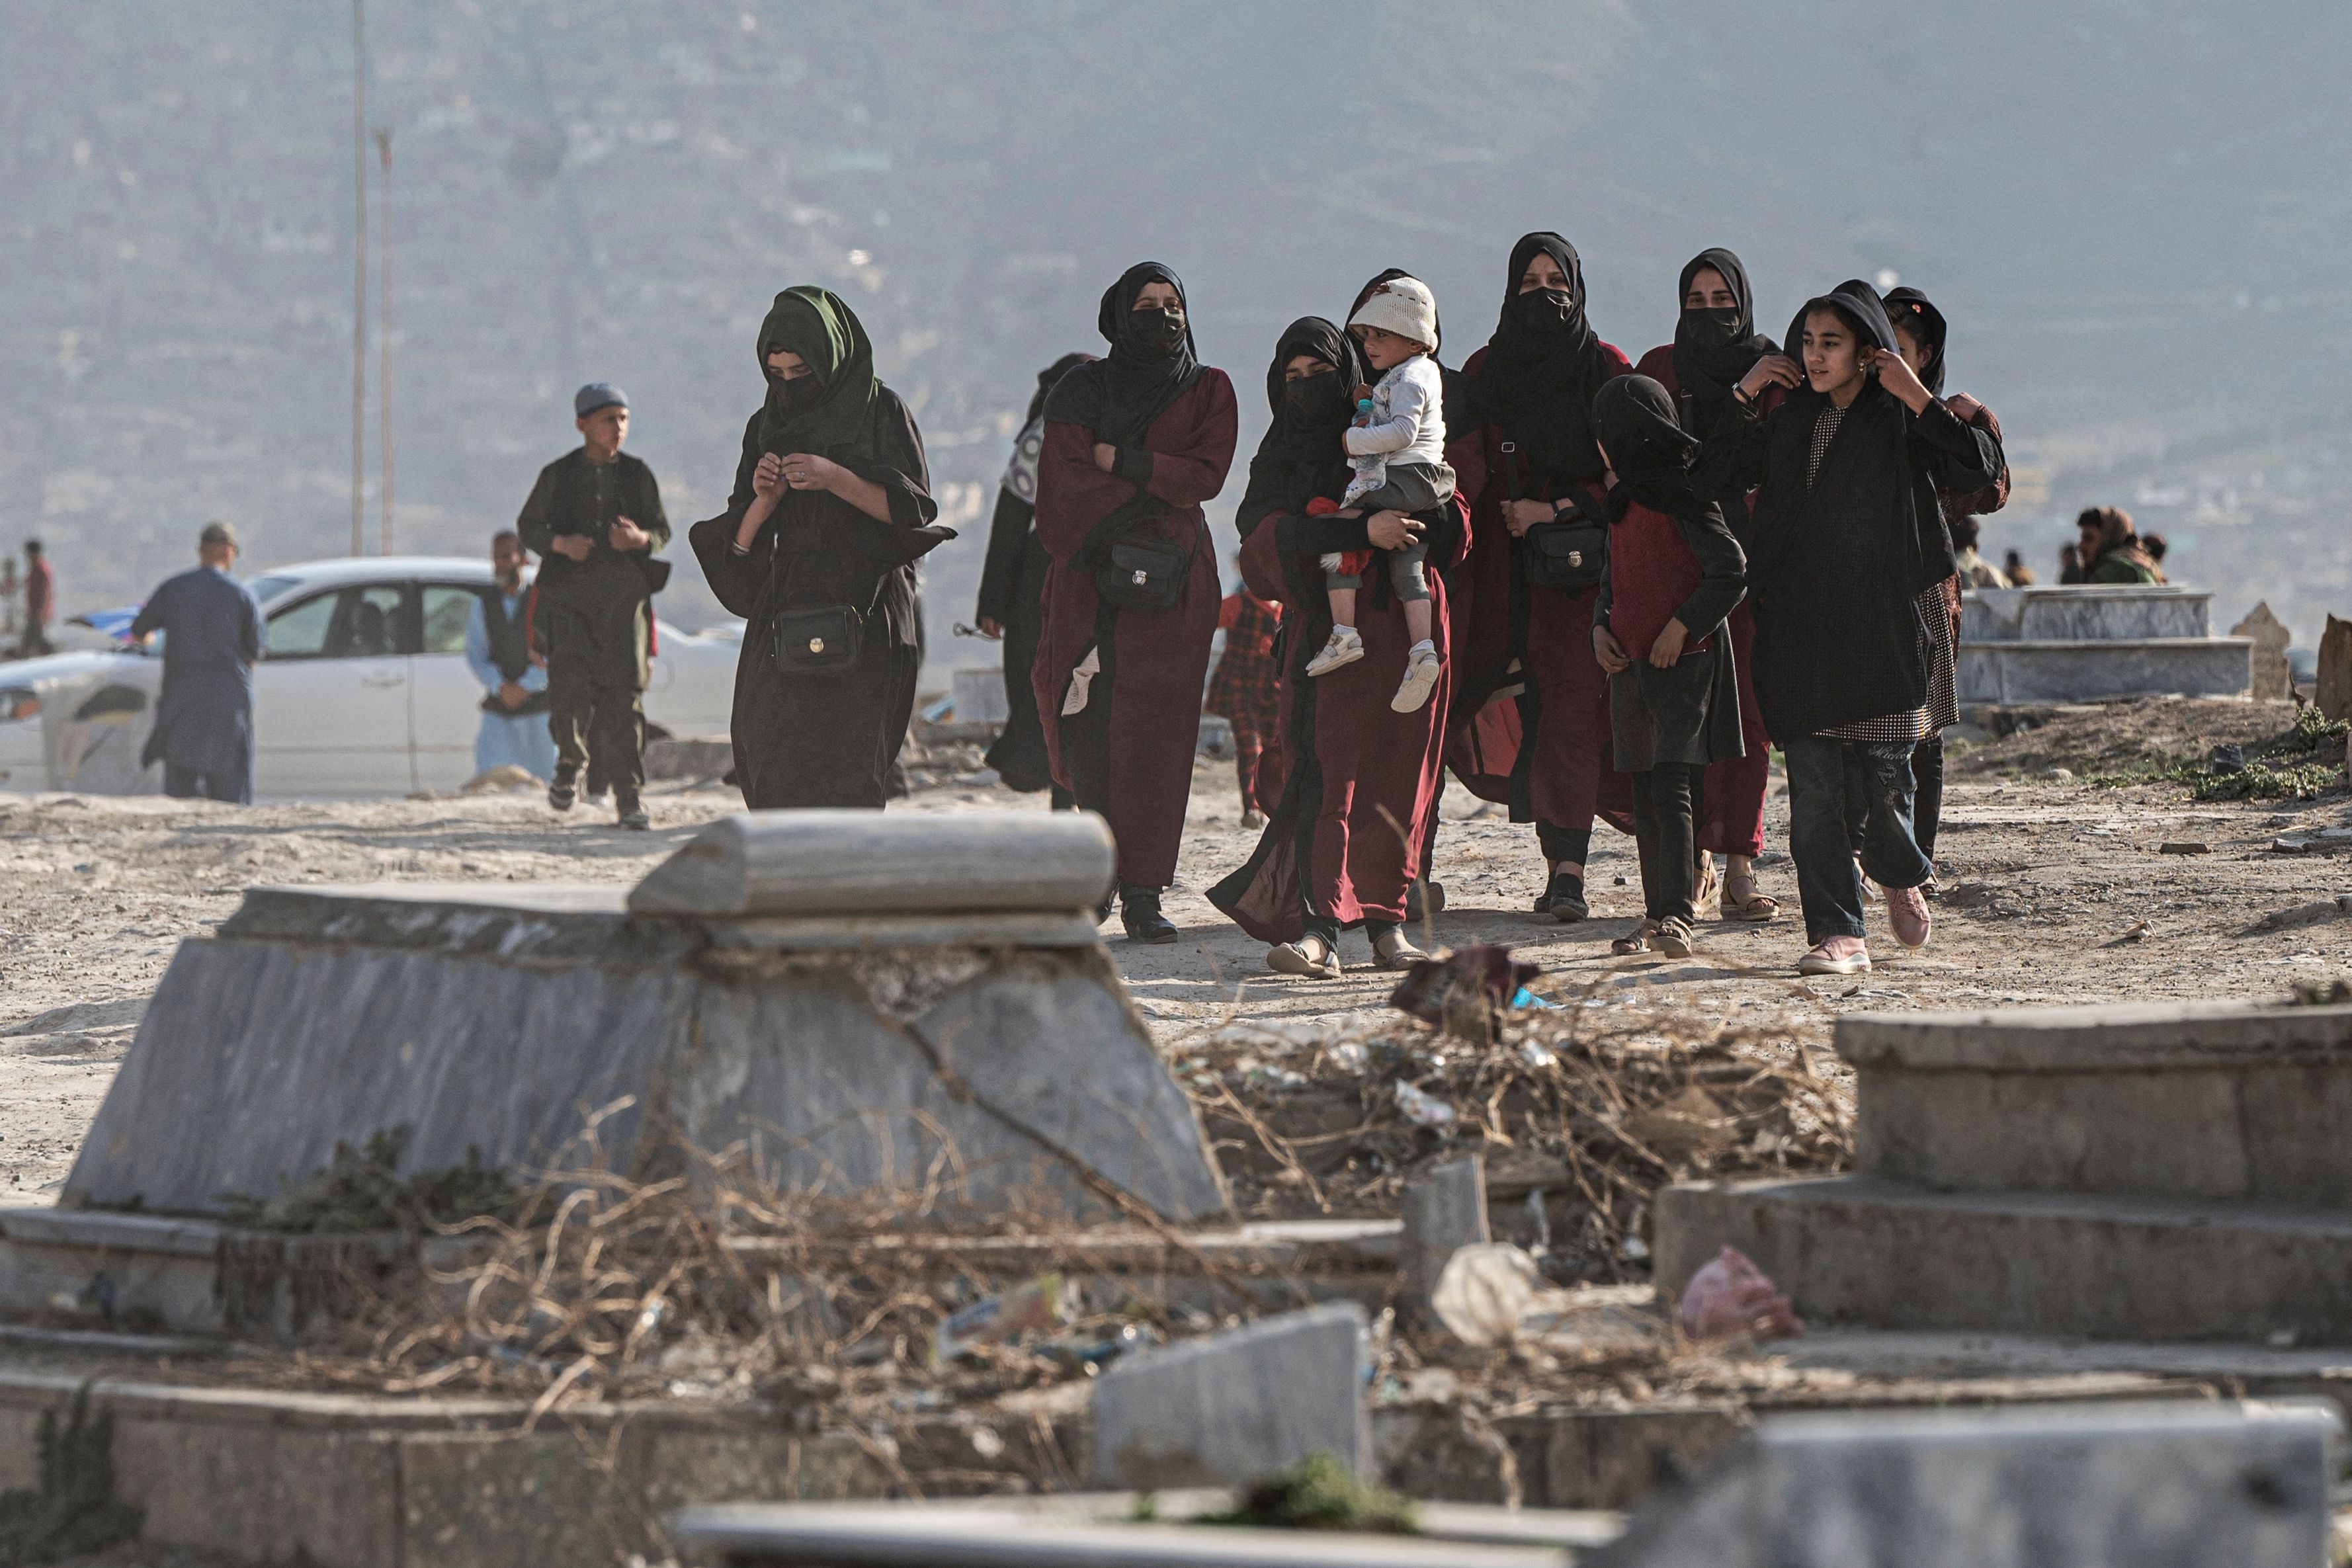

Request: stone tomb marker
left=1587, top=1399, right=2338, bottom=1568
left=1090, top=1303, right=1369, bottom=1488
left=58, top=810, right=1227, bottom=1227
left=2230, top=600, right=2293, bottom=701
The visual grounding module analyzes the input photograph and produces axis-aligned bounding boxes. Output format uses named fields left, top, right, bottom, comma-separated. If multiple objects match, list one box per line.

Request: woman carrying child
left=1632, top=248, right=1784, bottom=923
left=1210, top=317, right=1467, bottom=979
left=1697, top=281, right=1996, bottom=975
left=1458, top=233, right=1634, bottom=924
left=1588, top=375, right=1747, bottom=957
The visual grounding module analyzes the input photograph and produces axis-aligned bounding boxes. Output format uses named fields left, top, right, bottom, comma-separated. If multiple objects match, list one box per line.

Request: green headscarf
left=755, top=286, right=878, bottom=457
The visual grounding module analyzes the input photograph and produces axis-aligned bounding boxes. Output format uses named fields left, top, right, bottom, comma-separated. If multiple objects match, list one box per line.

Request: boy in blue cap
left=515, top=382, right=671, bottom=828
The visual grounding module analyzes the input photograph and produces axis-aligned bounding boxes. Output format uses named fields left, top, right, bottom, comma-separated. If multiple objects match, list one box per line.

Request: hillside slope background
left=4, top=1, right=2348, bottom=678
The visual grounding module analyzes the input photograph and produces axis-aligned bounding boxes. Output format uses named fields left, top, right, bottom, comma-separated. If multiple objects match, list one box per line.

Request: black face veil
left=1474, top=231, right=1611, bottom=488
left=1041, top=262, right=1205, bottom=447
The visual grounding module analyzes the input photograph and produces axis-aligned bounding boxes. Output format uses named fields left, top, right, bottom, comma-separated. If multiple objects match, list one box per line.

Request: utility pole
left=375, top=126, right=394, bottom=556
left=351, top=0, right=368, bottom=557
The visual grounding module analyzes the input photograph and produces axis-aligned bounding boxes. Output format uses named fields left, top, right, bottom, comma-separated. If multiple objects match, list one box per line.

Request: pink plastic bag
left=1677, top=1245, right=1804, bottom=1342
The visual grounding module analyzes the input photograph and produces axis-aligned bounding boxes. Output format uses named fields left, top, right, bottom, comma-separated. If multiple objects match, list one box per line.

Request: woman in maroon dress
left=1632, top=247, right=1786, bottom=921
left=1032, top=263, right=1238, bottom=942
left=1211, top=317, right=1467, bottom=978
left=1456, top=233, right=1633, bottom=923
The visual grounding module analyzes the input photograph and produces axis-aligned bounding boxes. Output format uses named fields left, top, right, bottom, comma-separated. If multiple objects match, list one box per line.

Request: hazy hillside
left=4, top=1, right=2348, bottom=674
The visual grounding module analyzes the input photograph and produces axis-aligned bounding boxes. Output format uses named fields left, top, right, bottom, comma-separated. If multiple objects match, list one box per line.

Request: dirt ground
left=1, top=697, right=2348, bottom=1202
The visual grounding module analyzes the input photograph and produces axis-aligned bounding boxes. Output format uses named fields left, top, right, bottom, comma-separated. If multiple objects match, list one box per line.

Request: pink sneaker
left=1885, top=884, right=1931, bottom=950
left=1798, top=936, right=1870, bottom=976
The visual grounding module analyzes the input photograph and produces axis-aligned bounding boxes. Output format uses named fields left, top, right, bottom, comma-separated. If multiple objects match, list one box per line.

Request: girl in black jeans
left=1695, top=282, right=1997, bottom=975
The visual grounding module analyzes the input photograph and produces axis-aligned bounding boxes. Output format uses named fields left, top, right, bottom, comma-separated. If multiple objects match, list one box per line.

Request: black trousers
left=1628, top=763, right=1697, bottom=924
left=540, top=591, right=649, bottom=800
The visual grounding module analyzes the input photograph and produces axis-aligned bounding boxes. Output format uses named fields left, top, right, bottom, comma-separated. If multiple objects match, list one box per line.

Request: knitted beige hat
left=1347, top=276, right=1439, bottom=350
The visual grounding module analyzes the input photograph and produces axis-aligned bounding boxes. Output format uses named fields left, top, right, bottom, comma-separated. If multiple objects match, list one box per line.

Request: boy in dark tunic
left=516, top=382, right=670, bottom=829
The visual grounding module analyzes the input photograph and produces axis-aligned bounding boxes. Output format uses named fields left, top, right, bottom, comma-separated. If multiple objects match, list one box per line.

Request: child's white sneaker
left=1306, top=626, right=1364, bottom=677
left=1390, top=641, right=1441, bottom=712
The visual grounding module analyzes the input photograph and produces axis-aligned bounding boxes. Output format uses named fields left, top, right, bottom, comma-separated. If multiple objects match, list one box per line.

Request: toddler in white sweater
left=1306, top=275, right=1453, bottom=714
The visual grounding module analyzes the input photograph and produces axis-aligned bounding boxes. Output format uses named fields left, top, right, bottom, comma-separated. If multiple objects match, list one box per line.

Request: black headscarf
left=755, top=286, right=880, bottom=458
left=1783, top=279, right=1900, bottom=361
left=1473, top=231, right=1613, bottom=489
left=1041, top=262, right=1204, bottom=446
left=1237, top=317, right=1366, bottom=536
left=1593, top=375, right=1707, bottom=519
left=1879, top=286, right=1949, bottom=397
left=1026, top=352, right=1099, bottom=425
left=1670, top=248, right=1777, bottom=433
left=1352, top=267, right=1476, bottom=437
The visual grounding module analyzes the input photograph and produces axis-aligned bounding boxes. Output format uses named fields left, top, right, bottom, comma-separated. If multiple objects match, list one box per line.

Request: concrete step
left=1956, top=636, right=2250, bottom=703
left=1656, top=1174, right=2352, bottom=1343
left=1843, top=1001, right=2352, bottom=1203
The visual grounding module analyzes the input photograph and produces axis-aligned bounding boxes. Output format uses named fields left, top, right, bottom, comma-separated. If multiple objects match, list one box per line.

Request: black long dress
left=690, top=393, right=947, bottom=808
left=976, top=423, right=1059, bottom=792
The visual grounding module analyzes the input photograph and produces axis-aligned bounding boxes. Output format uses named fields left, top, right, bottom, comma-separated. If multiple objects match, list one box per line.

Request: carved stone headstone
left=2231, top=601, right=2292, bottom=701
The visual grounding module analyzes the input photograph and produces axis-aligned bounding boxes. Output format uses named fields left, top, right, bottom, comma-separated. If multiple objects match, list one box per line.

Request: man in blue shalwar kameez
left=130, top=521, right=266, bottom=803
left=464, top=530, right=558, bottom=779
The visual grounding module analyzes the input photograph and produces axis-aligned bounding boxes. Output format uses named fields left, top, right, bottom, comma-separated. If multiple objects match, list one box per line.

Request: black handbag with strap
left=770, top=602, right=865, bottom=674
left=1521, top=505, right=1609, bottom=596
left=1095, top=525, right=1198, bottom=614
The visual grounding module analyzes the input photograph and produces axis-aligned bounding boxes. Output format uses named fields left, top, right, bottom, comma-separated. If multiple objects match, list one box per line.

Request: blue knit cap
left=574, top=382, right=628, bottom=418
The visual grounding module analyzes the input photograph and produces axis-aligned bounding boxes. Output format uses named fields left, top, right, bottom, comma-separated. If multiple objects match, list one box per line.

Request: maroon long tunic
left=1445, top=341, right=1634, bottom=843
left=1032, top=372, right=1239, bottom=887
left=1210, top=493, right=1470, bottom=943
left=1629, top=343, right=1772, bottom=856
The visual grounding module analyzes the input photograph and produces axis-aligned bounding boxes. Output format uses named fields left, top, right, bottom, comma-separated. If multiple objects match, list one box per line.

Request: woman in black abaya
left=690, top=286, right=952, bottom=808
left=974, top=352, right=1095, bottom=797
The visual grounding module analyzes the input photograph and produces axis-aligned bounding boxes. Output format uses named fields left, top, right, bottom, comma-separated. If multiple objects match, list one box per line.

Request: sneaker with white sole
left=1886, top=884, right=1931, bottom=949
left=1305, top=626, right=1365, bottom=677
left=1390, top=642, right=1442, bottom=712
left=1797, top=937, right=1871, bottom=975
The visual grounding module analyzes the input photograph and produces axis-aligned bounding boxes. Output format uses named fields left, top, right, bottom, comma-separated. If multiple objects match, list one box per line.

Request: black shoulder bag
left=1503, top=438, right=1609, bottom=596
left=1084, top=490, right=1197, bottom=616
left=769, top=553, right=890, bottom=679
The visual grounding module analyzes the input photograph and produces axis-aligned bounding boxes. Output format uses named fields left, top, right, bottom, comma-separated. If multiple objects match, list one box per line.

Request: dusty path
left=1, top=697, right=2347, bottom=1200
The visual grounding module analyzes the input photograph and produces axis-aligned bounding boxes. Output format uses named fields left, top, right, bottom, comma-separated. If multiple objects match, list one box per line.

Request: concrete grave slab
left=1091, top=1303, right=1369, bottom=1488
left=1587, top=1399, right=2338, bottom=1568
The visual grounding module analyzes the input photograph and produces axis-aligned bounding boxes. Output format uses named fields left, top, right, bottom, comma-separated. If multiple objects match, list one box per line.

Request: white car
left=0, top=556, right=740, bottom=799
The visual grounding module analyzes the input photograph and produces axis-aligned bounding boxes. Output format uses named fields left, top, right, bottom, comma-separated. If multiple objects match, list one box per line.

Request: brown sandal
left=1612, top=920, right=1659, bottom=956
left=1267, top=934, right=1343, bottom=980
left=1720, top=872, right=1780, bottom=923
left=1692, top=855, right=1719, bottom=914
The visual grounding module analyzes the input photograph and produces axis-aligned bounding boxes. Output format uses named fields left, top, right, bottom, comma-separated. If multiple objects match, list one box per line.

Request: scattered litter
left=1510, top=987, right=1564, bottom=1011
left=2113, top=919, right=2154, bottom=945
left=1676, top=1245, right=1804, bottom=1342
left=1431, top=1244, right=1540, bottom=1346
left=1388, top=945, right=1540, bottom=1041
left=2207, top=743, right=2246, bottom=774
left=1517, top=1041, right=1556, bottom=1069
left=934, top=1275, right=1069, bottom=1364
left=1393, top=1082, right=1457, bottom=1128
left=2157, top=841, right=2210, bottom=855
